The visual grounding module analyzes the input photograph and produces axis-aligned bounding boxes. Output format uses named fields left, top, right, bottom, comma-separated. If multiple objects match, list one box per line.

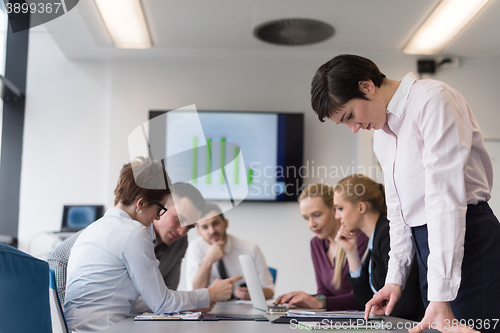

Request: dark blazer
left=348, top=215, right=425, bottom=321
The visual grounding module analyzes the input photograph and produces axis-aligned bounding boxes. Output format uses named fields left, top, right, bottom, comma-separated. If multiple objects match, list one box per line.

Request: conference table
left=102, top=300, right=436, bottom=332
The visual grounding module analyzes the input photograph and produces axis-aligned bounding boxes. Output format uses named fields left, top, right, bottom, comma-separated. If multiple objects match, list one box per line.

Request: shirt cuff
left=427, top=277, right=459, bottom=302
left=350, top=267, right=362, bottom=278
left=193, top=288, right=211, bottom=309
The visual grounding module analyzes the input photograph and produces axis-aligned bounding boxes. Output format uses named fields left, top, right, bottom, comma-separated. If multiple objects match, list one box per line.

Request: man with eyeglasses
left=46, top=182, right=206, bottom=304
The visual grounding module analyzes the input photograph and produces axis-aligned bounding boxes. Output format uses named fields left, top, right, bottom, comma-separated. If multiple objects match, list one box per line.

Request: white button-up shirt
left=65, top=208, right=210, bottom=332
left=374, top=73, right=493, bottom=302
left=184, top=234, right=274, bottom=291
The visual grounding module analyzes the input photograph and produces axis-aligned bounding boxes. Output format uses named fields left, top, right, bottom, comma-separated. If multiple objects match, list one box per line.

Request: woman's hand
left=364, top=283, right=402, bottom=318
left=408, top=302, right=479, bottom=333
left=336, top=225, right=363, bottom=273
left=274, top=291, right=323, bottom=309
left=335, top=225, right=358, bottom=254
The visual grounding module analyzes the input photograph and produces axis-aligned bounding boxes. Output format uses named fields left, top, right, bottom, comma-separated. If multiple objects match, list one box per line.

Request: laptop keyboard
left=267, top=306, right=288, bottom=312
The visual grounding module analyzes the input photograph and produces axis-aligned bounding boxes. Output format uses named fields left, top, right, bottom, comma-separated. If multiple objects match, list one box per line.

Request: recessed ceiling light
left=94, top=0, right=152, bottom=49
left=404, top=0, right=490, bottom=55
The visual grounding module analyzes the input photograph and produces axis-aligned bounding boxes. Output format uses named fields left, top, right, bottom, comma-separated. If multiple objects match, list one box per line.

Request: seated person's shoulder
left=378, top=220, right=390, bottom=235
left=229, top=234, right=260, bottom=252
left=46, top=229, right=84, bottom=261
left=310, top=235, right=324, bottom=248
left=356, top=229, right=369, bottom=246
left=185, top=236, right=207, bottom=254
left=188, top=235, right=206, bottom=248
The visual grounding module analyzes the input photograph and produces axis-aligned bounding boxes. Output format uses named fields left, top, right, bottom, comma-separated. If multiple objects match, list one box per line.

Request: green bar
left=192, top=137, right=197, bottom=184
left=206, top=139, right=212, bottom=184
left=220, top=138, right=226, bottom=184
left=234, top=147, right=240, bottom=184
left=247, top=168, right=253, bottom=185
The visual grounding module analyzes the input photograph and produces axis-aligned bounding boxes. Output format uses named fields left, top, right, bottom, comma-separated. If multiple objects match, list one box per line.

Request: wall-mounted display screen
left=149, top=110, right=304, bottom=202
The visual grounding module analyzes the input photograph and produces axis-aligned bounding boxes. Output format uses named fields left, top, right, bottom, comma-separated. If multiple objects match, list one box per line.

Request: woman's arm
left=123, top=228, right=211, bottom=313
left=348, top=259, right=375, bottom=308
left=418, top=86, right=470, bottom=302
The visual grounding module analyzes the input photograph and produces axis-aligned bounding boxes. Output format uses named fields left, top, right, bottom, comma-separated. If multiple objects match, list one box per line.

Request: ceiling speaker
left=254, top=18, right=334, bottom=46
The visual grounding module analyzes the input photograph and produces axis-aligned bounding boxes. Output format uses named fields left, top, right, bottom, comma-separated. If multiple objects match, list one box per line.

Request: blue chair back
left=268, top=267, right=277, bottom=284
left=49, top=269, right=69, bottom=333
left=0, top=243, right=51, bottom=333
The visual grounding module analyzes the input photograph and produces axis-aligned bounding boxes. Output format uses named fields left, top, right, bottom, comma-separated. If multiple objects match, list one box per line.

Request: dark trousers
left=411, top=202, right=500, bottom=331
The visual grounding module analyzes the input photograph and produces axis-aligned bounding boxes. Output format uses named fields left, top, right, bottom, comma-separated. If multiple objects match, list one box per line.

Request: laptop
left=239, top=254, right=325, bottom=314
left=60, top=205, right=104, bottom=232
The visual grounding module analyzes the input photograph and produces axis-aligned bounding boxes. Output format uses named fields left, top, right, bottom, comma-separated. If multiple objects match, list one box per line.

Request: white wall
left=19, top=29, right=111, bottom=257
left=20, top=31, right=500, bottom=296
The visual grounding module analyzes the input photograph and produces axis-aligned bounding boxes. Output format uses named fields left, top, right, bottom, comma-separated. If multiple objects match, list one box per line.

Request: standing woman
left=275, top=183, right=368, bottom=310
left=333, top=174, right=424, bottom=321
left=310, top=54, right=500, bottom=332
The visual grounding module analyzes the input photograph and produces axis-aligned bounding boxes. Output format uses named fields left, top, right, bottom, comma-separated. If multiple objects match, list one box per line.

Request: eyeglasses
left=153, top=202, right=168, bottom=217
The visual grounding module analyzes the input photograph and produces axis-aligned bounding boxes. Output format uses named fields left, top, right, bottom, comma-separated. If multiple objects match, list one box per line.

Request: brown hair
left=200, top=201, right=225, bottom=221
left=172, top=182, right=206, bottom=212
left=334, top=174, right=387, bottom=216
left=311, top=54, right=386, bottom=122
left=114, top=157, right=171, bottom=206
left=299, top=183, right=346, bottom=290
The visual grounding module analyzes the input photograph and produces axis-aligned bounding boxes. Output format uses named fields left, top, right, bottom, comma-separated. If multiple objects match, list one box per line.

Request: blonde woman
left=274, top=183, right=368, bottom=310
left=334, top=175, right=424, bottom=320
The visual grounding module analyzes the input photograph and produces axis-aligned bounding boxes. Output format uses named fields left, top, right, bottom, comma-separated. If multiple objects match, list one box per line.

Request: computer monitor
left=61, top=205, right=104, bottom=232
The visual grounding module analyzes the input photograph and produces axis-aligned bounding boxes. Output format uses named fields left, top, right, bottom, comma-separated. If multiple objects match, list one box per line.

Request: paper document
left=298, top=321, right=387, bottom=330
left=134, top=312, right=202, bottom=321
left=287, top=310, right=370, bottom=319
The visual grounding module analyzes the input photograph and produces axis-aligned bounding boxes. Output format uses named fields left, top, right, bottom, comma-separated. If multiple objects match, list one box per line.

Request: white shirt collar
left=386, top=72, right=418, bottom=118
left=105, top=207, right=134, bottom=221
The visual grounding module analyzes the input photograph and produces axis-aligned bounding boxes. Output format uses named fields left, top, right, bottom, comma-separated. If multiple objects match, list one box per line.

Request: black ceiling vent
left=254, top=18, right=334, bottom=46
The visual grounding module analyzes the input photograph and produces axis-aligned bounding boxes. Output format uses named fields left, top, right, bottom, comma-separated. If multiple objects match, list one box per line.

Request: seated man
left=185, top=202, right=274, bottom=299
left=46, top=182, right=205, bottom=304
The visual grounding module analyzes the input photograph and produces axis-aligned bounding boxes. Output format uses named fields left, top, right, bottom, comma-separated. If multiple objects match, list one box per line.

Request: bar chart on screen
left=165, top=111, right=278, bottom=201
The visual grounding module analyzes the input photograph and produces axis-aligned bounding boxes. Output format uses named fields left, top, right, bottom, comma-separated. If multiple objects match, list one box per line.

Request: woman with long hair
left=275, top=183, right=368, bottom=310
left=334, top=174, right=424, bottom=320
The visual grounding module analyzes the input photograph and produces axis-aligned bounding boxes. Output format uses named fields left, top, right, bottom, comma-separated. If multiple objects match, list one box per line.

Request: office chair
left=49, top=269, right=69, bottom=333
left=0, top=243, right=52, bottom=333
left=268, top=267, right=277, bottom=284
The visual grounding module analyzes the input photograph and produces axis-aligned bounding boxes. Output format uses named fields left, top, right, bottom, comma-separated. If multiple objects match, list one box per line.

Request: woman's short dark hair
left=114, top=157, right=171, bottom=206
left=311, top=54, right=386, bottom=122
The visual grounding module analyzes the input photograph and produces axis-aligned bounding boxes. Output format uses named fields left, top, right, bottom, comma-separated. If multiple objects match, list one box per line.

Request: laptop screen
left=61, top=205, right=104, bottom=232
left=239, top=254, right=269, bottom=311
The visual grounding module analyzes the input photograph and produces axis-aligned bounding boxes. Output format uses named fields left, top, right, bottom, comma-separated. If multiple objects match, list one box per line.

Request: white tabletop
left=101, top=300, right=437, bottom=332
